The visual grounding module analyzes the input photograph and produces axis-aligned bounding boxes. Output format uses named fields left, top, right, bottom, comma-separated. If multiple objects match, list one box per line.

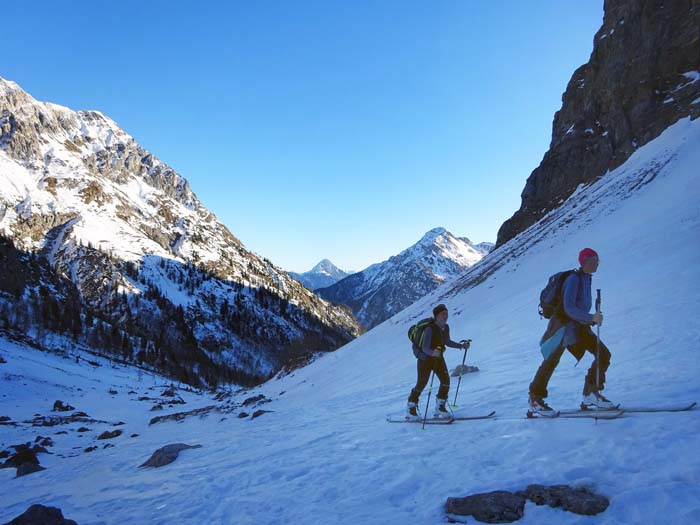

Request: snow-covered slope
left=3, top=117, right=698, bottom=524
left=288, top=259, right=351, bottom=291
left=318, top=228, right=486, bottom=329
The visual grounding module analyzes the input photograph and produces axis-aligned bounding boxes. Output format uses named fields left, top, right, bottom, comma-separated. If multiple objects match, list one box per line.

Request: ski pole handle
left=596, top=289, right=601, bottom=313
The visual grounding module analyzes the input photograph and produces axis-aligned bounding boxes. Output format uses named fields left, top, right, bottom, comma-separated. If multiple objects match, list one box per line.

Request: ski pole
left=452, top=339, right=472, bottom=407
left=422, top=371, right=436, bottom=430
left=595, top=289, right=602, bottom=413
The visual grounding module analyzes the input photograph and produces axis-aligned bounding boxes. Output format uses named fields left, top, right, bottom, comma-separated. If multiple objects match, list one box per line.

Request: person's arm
left=562, top=274, right=594, bottom=324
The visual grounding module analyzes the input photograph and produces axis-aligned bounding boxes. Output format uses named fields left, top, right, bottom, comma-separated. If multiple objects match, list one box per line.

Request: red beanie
left=578, top=248, right=598, bottom=266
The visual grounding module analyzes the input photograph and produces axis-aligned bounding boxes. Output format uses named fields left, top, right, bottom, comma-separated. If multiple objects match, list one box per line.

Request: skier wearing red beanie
left=528, top=248, right=613, bottom=416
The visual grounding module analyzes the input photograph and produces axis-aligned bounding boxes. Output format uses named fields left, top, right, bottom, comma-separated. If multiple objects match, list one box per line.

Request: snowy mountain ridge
left=0, top=77, right=362, bottom=386
left=317, top=227, right=487, bottom=329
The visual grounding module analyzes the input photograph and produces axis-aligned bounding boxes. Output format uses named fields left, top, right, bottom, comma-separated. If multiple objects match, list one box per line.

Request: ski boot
left=527, top=395, right=558, bottom=418
left=433, top=398, right=451, bottom=419
left=581, top=387, right=617, bottom=411
left=406, top=402, right=419, bottom=421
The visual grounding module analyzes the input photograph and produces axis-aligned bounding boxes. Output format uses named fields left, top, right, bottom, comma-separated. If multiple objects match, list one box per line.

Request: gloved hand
left=461, top=339, right=471, bottom=350
left=591, top=312, right=604, bottom=326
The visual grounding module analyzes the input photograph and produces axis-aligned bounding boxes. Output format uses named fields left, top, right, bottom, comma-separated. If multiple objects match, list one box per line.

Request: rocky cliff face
left=317, top=228, right=486, bottom=329
left=0, top=77, right=362, bottom=386
left=497, top=0, right=700, bottom=248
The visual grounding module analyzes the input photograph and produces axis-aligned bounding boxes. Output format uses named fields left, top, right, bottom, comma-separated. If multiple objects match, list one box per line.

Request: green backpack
left=407, top=317, right=434, bottom=358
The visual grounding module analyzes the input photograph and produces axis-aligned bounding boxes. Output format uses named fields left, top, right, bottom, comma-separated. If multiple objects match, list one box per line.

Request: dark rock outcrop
left=445, top=490, right=526, bottom=523
left=446, top=484, right=610, bottom=522
left=497, top=0, right=700, bottom=247
left=3, top=504, right=77, bottom=525
left=53, top=400, right=75, bottom=412
left=139, top=443, right=202, bottom=468
left=251, top=409, right=272, bottom=420
left=16, top=463, right=46, bottom=477
left=96, top=430, right=122, bottom=440
left=242, top=394, right=267, bottom=407
left=0, top=447, right=46, bottom=478
left=521, top=484, right=609, bottom=515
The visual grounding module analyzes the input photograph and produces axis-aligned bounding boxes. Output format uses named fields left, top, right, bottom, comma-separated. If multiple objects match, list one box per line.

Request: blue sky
left=2, top=1, right=602, bottom=272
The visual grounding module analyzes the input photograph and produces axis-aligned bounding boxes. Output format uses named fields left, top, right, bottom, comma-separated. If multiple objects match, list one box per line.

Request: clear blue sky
left=2, top=1, right=603, bottom=273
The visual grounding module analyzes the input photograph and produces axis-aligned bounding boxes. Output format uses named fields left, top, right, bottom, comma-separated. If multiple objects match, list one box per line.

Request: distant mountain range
left=289, top=259, right=352, bottom=291
left=317, top=228, right=489, bottom=329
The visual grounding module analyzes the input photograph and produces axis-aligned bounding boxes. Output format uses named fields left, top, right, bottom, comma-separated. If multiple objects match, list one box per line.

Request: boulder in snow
left=96, top=429, right=122, bottom=440
left=3, top=504, right=77, bottom=524
left=521, top=484, right=609, bottom=515
left=52, top=400, right=75, bottom=412
left=139, top=443, right=202, bottom=468
left=445, top=490, right=526, bottom=523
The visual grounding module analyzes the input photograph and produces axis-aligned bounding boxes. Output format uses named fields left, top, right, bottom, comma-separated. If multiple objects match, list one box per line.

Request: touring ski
left=386, top=416, right=454, bottom=425
left=527, top=409, right=623, bottom=420
left=618, top=401, right=696, bottom=413
left=451, top=410, right=496, bottom=421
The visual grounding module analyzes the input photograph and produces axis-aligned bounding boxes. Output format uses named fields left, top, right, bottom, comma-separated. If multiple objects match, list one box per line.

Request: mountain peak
left=311, top=259, right=338, bottom=273
left=419, top=227, right=449, bottom=243
left=0, top=76, right=21, bottom=95
left=289, top=259, right=351, bottom=291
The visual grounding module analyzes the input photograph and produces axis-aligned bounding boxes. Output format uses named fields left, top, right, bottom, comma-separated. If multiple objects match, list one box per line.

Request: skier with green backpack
left=406, top=303, right=471, bottom=420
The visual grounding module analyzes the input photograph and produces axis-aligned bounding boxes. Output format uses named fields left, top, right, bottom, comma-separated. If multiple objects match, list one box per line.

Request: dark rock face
left=521, top=484, right=609, bottom=515
left=445, top=491, right=526, bottom=523
left=497, top=0, right=700, bottom=247
left=139, top=443, right=202, bottom=468
left=4, top=504, right=77, bottom=525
